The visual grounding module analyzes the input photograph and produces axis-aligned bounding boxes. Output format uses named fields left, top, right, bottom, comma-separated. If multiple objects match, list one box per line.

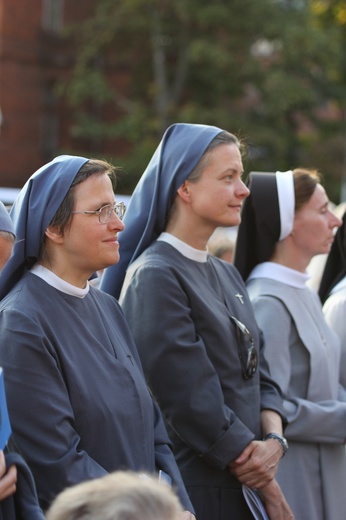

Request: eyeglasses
left=231, top=315, right=258, bottom=380
left=72, top=202, right=126, bottom=224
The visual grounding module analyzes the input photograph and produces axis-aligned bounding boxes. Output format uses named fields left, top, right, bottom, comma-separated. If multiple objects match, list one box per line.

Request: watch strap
left=263, top=433, right=288, bottom=458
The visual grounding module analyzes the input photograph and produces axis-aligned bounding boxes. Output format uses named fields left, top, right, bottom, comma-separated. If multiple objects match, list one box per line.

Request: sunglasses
left=231, top=316, right=258, bottom=380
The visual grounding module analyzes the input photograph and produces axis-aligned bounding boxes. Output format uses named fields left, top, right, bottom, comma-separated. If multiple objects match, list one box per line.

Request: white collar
left=248, top=262, right=310, bottom=289
left=31, top=264, right=90, bottom=298
left=157, top=232, right=208, bottom=263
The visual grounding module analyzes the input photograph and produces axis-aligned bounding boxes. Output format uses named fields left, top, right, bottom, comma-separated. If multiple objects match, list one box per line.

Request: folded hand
left=228, top=439, right=282, bottom=488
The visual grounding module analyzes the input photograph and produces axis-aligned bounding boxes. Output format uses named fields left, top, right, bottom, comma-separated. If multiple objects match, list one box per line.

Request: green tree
left=232, top=0, right=345, bottom=203
left=61, top=0, right=346, bottom=199
left=60, top=0, right=282, bottom=190
left=308, top=0, right=346, bottom=201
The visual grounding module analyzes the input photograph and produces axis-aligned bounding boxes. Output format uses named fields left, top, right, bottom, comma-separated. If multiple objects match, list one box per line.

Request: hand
left=228, top=439, right=282, bottom=488
left=0, top=451, right=17, bottom=501
left=179, top=511, right=196, bottom=519
left=260, top=479, right=294, bottom=520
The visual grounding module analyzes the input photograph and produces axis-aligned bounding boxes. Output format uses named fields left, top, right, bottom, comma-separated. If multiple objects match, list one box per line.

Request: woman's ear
left=177, top=181, right=190, bottom=203
left=45, top=225, right=64, bottom=244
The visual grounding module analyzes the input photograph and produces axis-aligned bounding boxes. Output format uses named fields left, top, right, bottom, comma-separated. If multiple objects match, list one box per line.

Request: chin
left=225, top=217, right=240, bottom=227
left=108, top=253, right=120, bottom=266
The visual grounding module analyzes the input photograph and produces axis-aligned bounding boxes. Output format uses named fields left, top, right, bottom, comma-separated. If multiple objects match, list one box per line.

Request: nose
left=236, top=178, right=250, bottom=199
left=108, top=212, right=125, bottom=231
left=329, top=211, right=342, bottom=229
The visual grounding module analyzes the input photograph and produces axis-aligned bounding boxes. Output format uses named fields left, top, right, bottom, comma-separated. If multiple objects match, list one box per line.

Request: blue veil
left=101, top=123, right=223, bottom=299
left=0, top=202, right=15, bottom=236
left=0, top=155, right=88, bottom=300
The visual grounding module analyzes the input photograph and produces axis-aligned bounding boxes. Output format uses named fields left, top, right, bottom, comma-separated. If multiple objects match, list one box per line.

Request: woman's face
left=185, top=143, right=249, bottom=231
left=292, top=183, right=341, bottom=258
left=58, top=173, right=125, bottom=284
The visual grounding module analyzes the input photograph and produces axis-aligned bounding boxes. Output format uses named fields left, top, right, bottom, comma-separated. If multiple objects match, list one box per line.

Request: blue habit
left=0, top=272, right=192, bottom=512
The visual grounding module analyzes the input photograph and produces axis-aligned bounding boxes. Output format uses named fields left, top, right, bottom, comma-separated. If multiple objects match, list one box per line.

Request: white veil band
left=276, top=170, right=294, bottom=241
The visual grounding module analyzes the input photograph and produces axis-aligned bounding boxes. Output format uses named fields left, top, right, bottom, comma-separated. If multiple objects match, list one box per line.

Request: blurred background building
left=0, top=0, right=123, bottom=187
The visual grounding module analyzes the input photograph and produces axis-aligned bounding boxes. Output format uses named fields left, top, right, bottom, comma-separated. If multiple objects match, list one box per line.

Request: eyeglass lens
left=100, top=203, right=126, bottom=223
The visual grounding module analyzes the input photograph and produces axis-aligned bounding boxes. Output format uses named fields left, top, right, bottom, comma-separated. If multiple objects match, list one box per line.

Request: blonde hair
left=45, top=471, right=183, bottom=520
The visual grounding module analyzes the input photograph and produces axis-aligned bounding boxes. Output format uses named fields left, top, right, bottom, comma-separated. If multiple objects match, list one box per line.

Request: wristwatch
left=263, top=433, right=289, bottom=458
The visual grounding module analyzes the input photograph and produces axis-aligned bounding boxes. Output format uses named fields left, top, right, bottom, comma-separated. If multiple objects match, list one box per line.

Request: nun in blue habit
left=101, top=124, right=291, bottom=520
left=0, top=155, right=194, bottom=518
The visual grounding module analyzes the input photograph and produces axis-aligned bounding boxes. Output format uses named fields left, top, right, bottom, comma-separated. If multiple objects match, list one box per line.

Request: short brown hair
left=293, top=168, right=321, bottom=213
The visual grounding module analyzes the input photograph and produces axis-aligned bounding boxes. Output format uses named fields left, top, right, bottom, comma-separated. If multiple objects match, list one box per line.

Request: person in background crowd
left=208, top=233, right=235, bottom=263
left=0, top=202, right=15, bottom=274
left=234, top=169, right=346, bottom=520
left=0, top=156, right=194, bottom=519
left=0, top=201, right=44, bottom=519
left=101, top=123, right=293, bottom=520
left=46, top=471, right=183, bottom=520
left=0, top=201, right=17, bottom=501
left=0, top=451, right=16, bottom=503
left=319, top=210, right=346, bottom=388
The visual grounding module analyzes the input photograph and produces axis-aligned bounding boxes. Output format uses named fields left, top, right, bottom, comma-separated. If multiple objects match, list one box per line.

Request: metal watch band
left=263, top=432, right=288, bottom=458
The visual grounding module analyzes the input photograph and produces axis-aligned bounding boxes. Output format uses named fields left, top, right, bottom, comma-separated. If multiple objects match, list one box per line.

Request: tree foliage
left=60, top=0, right=346, bottom=200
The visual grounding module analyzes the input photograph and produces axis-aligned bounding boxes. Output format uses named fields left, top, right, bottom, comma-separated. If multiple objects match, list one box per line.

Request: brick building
left=0, top=0, right=101, bottom=188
